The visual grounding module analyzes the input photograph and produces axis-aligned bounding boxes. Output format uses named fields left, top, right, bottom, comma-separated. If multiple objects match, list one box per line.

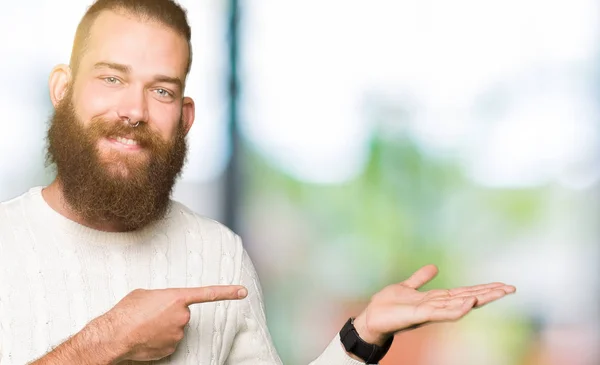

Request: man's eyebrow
left=153, top=75, right=183, bottom=91
left=93, top=62, right=183, bottom=91
left=94, top=61, right=130, bottom=73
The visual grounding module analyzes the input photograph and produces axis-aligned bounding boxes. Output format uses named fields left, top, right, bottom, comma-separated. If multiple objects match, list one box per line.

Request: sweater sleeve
left=225, top=238, right=365, bottom=365
left=224, top=246, right=282, bottom=365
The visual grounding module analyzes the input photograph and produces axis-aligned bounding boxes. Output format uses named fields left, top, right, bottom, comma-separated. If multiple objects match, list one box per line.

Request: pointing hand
left=90, top=285, right=247, bottom=362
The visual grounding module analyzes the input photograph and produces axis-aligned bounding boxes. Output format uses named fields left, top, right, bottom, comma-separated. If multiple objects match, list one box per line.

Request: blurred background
left=1, top=1, right=598, bottom=364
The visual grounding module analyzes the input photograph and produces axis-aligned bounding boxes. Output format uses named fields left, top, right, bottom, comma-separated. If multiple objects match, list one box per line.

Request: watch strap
left=339, top=317, right=393, bottom=364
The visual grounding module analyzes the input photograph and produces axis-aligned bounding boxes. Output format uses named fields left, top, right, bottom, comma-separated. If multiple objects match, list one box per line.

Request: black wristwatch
left=339, top=317, right=393, bottom=364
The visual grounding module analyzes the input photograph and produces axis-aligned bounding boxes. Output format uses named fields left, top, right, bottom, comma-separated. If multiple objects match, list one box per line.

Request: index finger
left=448, top=282, right=507, bottom=296
left=178, top=285, right=248, bottom=305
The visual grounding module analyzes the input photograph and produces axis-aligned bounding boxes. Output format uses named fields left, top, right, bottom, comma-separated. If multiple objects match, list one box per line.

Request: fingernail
left=238, top=288, right=248, bottom=298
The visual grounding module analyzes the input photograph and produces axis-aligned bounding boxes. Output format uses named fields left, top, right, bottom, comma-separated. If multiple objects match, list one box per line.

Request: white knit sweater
left=0, top=187, right=364, bottom=365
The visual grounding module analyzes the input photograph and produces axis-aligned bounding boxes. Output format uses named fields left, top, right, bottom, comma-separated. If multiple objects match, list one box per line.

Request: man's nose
left=117, top=87, right=149, bottom=126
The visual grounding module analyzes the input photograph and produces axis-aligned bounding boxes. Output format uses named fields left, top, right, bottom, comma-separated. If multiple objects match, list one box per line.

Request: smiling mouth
left=103, top=136, right=143, bottom=151
left=114, top=136, right=138, bottom=146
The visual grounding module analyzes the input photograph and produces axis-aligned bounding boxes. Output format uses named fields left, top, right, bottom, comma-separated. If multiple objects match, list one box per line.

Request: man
left=0, top=0, right=515, bottom=364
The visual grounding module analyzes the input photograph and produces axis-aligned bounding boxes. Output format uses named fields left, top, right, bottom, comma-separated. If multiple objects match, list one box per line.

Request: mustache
left=87, top=118, right=165, bottom=148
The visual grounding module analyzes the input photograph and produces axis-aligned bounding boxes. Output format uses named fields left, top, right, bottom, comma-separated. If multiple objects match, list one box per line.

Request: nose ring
left=125, top=117, right=140, bottom=128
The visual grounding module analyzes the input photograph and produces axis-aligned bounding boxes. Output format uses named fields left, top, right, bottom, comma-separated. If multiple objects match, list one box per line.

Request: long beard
left=45, top=94, right=187, bottom=231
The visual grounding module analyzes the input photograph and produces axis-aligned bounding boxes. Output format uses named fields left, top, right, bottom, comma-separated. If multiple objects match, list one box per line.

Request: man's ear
left=48, top=64, right=72, bottom=108
left=181, top=96, right=196, bottom=136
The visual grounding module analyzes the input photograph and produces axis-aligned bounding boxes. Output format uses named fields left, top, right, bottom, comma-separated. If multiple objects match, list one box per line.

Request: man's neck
left=42, top=180, right=131, bottom=233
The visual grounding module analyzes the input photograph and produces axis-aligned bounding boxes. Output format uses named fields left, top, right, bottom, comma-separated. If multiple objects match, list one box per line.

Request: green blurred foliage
left=241, top=111, right=547, bottom=364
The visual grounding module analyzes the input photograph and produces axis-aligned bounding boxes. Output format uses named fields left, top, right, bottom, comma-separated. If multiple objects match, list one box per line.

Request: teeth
left=115, top=137, right=138, bottom=145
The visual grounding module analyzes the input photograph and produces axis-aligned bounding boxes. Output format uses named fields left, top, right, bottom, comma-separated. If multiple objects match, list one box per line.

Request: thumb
left=402, top=264, right=438, bottom=289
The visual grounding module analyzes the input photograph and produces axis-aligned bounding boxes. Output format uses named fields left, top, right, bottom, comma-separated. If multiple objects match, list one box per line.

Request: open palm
left=353, top=264, right=516, bottom=345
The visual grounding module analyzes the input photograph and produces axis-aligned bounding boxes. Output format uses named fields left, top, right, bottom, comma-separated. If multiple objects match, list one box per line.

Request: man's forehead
left=82, top=10, right=189, bottom=79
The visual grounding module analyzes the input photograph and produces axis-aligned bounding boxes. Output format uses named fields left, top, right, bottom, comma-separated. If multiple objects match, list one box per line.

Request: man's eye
left=155, top=89, right=172, bottom=98
left=104, top=77, right=120, bottom=84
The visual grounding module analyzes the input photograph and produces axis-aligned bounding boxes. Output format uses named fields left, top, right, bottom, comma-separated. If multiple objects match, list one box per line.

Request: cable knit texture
left=0, top=187, right=364, bottom=365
